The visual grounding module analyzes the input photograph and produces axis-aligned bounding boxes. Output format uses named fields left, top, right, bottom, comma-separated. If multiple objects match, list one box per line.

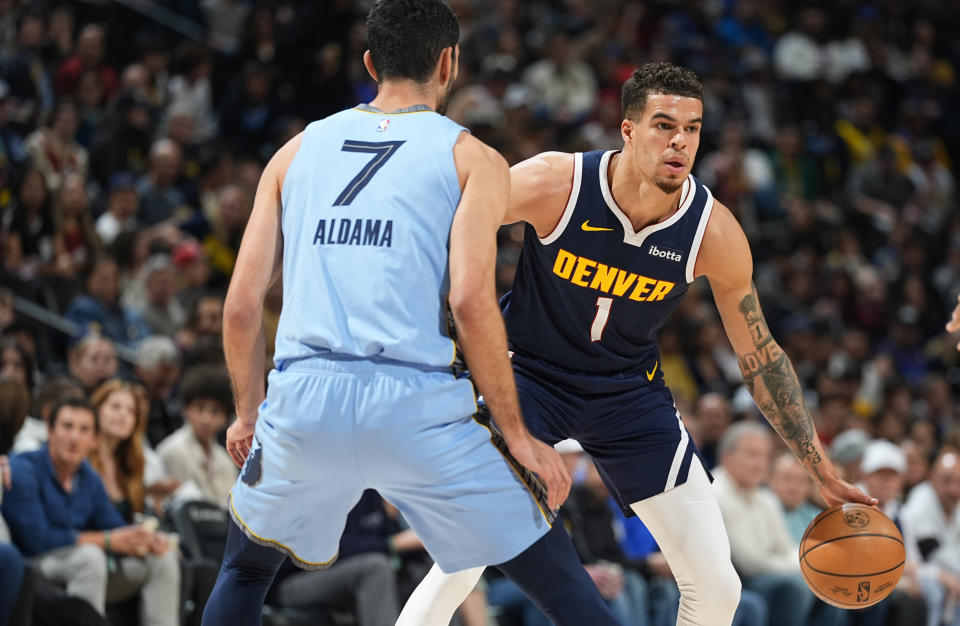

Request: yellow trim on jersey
left=229, top=493, right=338, bottom=569
left=472, top=415, right=554, bottom=527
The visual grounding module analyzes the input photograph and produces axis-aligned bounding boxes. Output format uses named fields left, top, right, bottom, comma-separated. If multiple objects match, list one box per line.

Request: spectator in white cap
left=860, top=440, right=945, bottom=626
left=902, top=449, right=960, bottom=626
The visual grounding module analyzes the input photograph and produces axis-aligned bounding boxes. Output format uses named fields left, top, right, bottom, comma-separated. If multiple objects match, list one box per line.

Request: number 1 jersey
left=502, top=150, right=715, bottom=377
left=274, top=104, right=466, bottom=370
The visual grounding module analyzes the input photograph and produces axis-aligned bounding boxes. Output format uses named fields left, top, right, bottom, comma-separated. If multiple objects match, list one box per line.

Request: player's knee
left=700, top=562, right=741, bottom=619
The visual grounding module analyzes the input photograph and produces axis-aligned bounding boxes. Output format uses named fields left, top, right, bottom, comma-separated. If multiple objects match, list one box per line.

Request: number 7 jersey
left=502, top=150, right=715, bottom=378
left=274, top=104, right=467, bottom=370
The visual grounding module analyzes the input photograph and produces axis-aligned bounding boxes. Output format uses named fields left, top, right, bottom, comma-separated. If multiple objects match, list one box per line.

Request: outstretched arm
left=697, top=202, right=875, bottom=507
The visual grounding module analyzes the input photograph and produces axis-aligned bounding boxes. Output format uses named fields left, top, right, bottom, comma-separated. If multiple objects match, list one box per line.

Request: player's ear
left=621, top=118, right=634, bottom=145
left=437, top=46, right=455, bottom=86
left=363, top=50, right=379, bottom=82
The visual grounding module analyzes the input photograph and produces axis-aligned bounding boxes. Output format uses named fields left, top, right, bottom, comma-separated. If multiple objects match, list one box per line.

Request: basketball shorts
left=510, top=351, right=709, bottom=515
left=229, top=357, right=551, bottom=573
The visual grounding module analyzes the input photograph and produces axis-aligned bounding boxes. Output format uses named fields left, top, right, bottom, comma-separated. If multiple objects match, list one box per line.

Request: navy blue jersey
left=502, top=150, right=715, bottom=377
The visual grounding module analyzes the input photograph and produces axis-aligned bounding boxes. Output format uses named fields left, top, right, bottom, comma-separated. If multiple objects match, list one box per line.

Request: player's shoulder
left=693, top=195, right=752, bottom=283
left=452, top=133, right=509, bottom=186
left=512, top=151, right=576, bottom=186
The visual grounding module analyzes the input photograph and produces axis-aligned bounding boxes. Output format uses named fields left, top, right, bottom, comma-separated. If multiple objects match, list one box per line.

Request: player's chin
left=654, top=175, right=684, bottom=194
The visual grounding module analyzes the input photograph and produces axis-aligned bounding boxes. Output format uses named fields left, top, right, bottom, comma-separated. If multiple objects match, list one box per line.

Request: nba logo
left=856, top=581, right=870, bottom=603
left=377, top=119, right=390, bottom=132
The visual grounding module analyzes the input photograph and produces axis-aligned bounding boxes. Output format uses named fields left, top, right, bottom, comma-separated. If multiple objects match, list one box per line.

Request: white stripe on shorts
left=664, top=409, right=689, bottom=491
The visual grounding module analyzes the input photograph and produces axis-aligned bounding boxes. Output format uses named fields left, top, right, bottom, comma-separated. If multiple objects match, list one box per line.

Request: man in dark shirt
left=1, top=398, right=179, bottom=625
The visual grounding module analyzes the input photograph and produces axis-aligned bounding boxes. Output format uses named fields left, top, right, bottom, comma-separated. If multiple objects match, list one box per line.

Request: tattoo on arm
left=736, top=284, right=824, bottom=480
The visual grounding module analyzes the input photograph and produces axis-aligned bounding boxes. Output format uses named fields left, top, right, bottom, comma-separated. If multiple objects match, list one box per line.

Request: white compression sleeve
left=396, top=564, right=485, bottom=626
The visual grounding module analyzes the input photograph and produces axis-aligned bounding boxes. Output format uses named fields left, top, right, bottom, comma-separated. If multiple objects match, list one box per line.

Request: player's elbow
left=448, top=289, right=494, bottom=327
left=223, top=293, right=262, bottom=330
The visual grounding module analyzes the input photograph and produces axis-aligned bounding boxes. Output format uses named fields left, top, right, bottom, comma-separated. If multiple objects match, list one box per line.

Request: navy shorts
left=510, top=352, right=709, bottom=515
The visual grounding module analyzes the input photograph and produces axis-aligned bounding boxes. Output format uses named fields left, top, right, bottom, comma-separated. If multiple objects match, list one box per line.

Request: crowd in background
left=0, top=0, right=959, bottom=625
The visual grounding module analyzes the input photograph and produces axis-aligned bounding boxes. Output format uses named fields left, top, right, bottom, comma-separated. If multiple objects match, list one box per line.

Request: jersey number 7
left=334, top=140, right=405, bottom=206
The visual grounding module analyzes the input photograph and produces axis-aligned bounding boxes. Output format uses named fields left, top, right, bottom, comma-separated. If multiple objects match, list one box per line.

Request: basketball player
left=201, top=1, right=619, bottom=624
left=399, top=63, right=877, bottom=626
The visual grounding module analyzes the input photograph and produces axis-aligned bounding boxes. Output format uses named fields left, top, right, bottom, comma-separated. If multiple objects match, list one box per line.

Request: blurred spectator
left=0, top=335, right=32, bottom=391
left=67, top=333, right=117, bottom=394
left=770, top=453, right=821, bottom=544
left=13, top=375, right=84, bottom=454
left=137, top=138, right=187, bottom=227
left=51, top=172, right=100, bottom=279
left=562, top=462, right=650, bottom=625
left=157, top=364, right=236, bottom=507
left=176, top=293, right=223, bottom=353
left=89, top=91, right=152, bottom=187
left=901, top=439, right=931, bottom=498
left=128, top=255, right=187, bottom=338
left=713, top=422, right=844, bottom=626
left=521, top=31, right=597, bottom=126
left=828, top=427, right=869, bottom=484
left=773, top=8, right=827, bottom=82
left=902, top=449, right=960, bottom=625
left=3, top=167, right=54, bottom=280
left=24, top=99, right=88, bottom=193
left=218, top=62, right=277, bottom=159
left=64, top=255, right=150, bottom=349
left=203, top=183, right=249, bottom=283
left=694, top=393, right=733, bottom=469
left=0, top=10, right=53, bottom=125
left=165, top=42, right=215, bottom=144
left=89, top=380, right=148, bottom=522
left=856, top=439, right=933, bottom=626
left=1, top=398, right=179, bottom=624
left=134, top=336, right=182, bottom=448
left=54, top=24, right=116, bottom=98
left=94, top=171, right=139, bottom=246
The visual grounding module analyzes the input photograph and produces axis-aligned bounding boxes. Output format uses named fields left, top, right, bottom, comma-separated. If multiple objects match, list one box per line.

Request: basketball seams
left=800, top=556, right=905, bottom=578
left=800, top=531, right=905, bottom=561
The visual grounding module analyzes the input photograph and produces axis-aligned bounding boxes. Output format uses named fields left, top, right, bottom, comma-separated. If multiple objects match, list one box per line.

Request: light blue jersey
left=230, top=104, right=551, bottom=574
left=275, top=104, right=465, bottom=369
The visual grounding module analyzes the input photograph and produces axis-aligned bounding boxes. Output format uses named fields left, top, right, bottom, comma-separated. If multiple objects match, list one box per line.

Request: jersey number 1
left=334, top=140, right=405, bottom=206
left=591, top=297, right=613, bottom=342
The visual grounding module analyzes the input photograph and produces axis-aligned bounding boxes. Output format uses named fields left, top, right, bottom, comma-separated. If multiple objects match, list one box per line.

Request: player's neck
left=369, top=80, right=438, bottom=113
left=608, top=152, right=684, bottom=232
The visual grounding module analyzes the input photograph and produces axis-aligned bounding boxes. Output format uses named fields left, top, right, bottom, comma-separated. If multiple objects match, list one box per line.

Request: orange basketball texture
left=799, top=503, right=905, bottom=609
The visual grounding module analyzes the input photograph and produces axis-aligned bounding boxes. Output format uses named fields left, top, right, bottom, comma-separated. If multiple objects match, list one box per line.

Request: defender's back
left=276, top=104, right=465, bottom=369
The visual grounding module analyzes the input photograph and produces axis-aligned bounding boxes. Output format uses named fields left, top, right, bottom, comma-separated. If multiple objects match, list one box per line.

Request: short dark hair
left=621, top=62, right=703, bottom=120
left=49, top=397, right=97, bottom=432
left=179, top=364, right=234, bottom=416
left=367, top=0, right=460, bottom=84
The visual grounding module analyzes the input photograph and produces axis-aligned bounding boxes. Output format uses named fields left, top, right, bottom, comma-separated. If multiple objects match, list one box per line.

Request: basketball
left=799, top=503, right=905, bottom=608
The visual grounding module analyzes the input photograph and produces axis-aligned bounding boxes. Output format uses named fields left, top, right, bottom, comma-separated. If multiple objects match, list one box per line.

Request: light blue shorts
left=229, top=357, right=551, bottom=573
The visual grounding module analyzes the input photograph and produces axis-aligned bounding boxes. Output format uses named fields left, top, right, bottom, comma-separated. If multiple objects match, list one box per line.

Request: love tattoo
left=737, top=285, right=824, bottom=481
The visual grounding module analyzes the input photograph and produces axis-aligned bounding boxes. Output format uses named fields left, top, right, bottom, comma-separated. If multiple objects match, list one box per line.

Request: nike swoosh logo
left=581, top=220, right=614, bottom=232
left=646, top=361, right=659, bottom=381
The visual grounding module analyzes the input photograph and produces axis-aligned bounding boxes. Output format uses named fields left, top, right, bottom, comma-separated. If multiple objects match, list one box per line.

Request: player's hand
left=818, top=476, right=877, bottom=508
left=226, top=418, right=256, bottom=468
left=506, top=434, right=572, bottom=510
left=946, top=294, right=960, bottom=348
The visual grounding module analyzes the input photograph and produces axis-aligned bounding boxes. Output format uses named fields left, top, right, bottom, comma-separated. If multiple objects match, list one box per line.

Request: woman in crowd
left=89, top=378, right=147, bottom=521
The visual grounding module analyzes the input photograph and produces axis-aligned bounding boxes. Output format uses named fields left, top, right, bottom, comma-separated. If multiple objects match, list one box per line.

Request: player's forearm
left=450, top=295, right=527, bottom=440
left=223, top=306, right=267, bottom=425
left=735, top=291, right=836, bottom=484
